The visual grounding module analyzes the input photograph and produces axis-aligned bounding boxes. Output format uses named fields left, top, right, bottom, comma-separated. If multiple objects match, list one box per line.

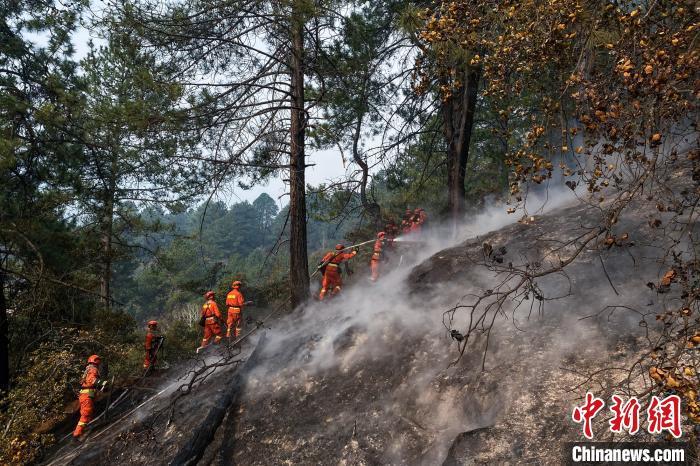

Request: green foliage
left=161, top=319, right=200, bottom=360
left=0, top=325, right=136, bottom=464
left=112, top=192, right=361, bottom=322
left=371, top=115, right=448, bottom=216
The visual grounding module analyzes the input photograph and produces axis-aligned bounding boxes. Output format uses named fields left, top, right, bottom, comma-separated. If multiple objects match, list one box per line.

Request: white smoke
left=235, top=183, right=652, bottom=463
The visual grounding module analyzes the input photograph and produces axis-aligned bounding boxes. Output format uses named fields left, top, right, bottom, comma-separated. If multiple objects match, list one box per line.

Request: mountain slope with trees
left=1, top=0, right=697, bottom=463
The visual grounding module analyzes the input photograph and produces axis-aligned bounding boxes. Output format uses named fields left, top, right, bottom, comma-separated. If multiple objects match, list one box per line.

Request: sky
left=23, top=21, right=352, bottom=207
left=224, top=149, right=349, bottom=206
left=75, top=29, right=349, bottom=205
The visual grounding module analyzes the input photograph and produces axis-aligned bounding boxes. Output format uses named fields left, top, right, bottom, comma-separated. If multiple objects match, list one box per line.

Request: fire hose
left=310, top=235, right=423, bottom=279
left=309, top=239, right=377, bottom=279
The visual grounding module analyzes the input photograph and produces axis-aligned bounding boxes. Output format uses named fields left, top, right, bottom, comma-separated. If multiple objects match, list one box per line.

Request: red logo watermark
left=572, top=393, right=682, bottom=439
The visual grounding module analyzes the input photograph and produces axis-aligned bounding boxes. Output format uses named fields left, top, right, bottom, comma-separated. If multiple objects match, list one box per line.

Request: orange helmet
left=232, top=280, right=242, bottom=288
left=377, top=231, right=385, bottom=239
left=204, top=291, right=215, bottom=299
left=335, top=244, right=345, bottom=250
left=87, top=354, right=101, bottom=365
left=147, top=320, right=158, bottom=327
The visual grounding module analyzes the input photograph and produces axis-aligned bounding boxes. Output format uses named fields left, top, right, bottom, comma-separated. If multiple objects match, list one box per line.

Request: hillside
left=45, top=188, right=698, bottom=465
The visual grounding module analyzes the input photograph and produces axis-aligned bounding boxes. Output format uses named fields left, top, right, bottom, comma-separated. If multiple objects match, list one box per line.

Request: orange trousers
left=143, top=350, right=157, bottom=369
left=202, top=321, right=222, bottom=346
left=226, top=308, right=242, bottom=338
left=73, top=393, right=95, bottom=437
left=319, top=268, right=342, bottom=300
left=370, top=258, right=380, bottom=281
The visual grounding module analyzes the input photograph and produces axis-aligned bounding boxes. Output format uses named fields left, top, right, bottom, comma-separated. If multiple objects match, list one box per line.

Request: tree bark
left=0, top=270, right=9, bottom=392
left=288, top=3, right=310, bottom=309
left=100, top=168, right=116, bottom=312
left=496, top=111, right=509, bottom=197
left=351, top=113, right=381, bottom=227
left=442, top=65, right=481, bottom=224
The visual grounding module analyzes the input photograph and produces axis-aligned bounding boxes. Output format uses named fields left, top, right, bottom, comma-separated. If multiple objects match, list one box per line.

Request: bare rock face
left=441, top=427, right=494, bottom=466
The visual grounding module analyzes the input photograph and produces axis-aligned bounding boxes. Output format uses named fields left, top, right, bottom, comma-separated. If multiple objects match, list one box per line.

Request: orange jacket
left=202, top=299, right=222, bottom=319
left=322, top=249, right=357, bottom=267
left=226, top=289, right=245, bottom=309
left=80, top=364, right=100, bottom=394
left=144, top=330, right=161, bottom=350
left=372, top=239, right=383, bottom=259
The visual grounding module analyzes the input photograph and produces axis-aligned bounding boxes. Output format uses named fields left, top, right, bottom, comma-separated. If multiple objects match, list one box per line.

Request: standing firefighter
left=225, top=281, right=246, bottom=339
left=370, top=232, right=385, bottom=282
left=411, top=208, right=423, bottom=234
left=418, top=208, right=427, bottom=225
left=199, top=291, right=222, bottom=350
left=73, top=355, right=104, bottom=438
left=319, top=244, right=357, bottom=301
left=143, top=320, right=164, bottom=370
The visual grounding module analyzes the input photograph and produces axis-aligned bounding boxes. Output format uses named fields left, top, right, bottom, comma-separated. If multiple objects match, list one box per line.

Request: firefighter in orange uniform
left=418, top=208, right=427, bottom=225
left=225, top=281, right=246, bottom=338
left=370, top=232, right=385, bottom=282
left=73, top=355, right=103, bottom=438
left=200, top=291, right=223, bottom=348
left=143, top=320, right=163, bottom=370
left=411, top=208, right=423, bottom=234
left=319, top=244, right=357, bottom=301
left=384, top=222, right=397, bottom=250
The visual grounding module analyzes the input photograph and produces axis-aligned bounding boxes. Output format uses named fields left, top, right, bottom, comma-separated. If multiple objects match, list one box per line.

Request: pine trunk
left=288, top=4, right=309, bottom=309
left=0, top=270, right=8, bottom=392
left=443, top=65, right=481, bottom=224
left=352, top=114, right=381, bottom=227
left=100, top=169, right=116, bottom=311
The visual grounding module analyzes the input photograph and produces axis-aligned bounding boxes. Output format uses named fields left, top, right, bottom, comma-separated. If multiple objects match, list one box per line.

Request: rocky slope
left=221, top=197, right=677, bottom=465
left=45, top=188, right=698, bottom=465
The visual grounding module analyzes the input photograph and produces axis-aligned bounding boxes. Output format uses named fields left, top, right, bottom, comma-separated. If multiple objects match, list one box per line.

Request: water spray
left=390, top=236, right=424, bottom=243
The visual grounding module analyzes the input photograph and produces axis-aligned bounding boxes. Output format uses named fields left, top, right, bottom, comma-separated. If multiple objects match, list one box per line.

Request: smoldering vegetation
left=42, top=181, right=696, bottom=465
left=225, top=186, right=684, bottom=465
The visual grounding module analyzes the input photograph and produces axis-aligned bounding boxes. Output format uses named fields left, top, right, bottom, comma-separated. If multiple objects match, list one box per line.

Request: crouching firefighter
left=225, top=281, right=249, bottom=339
left=319, top=244, right=357, bottom=301
left=198, top=291, right=223, bottom=352
left=143, top=320, right=164, bottom=371
left=73, top=354, right=107, bottom=438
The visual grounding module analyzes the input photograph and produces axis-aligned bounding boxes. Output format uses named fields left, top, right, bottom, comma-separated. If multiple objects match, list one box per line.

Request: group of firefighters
left=198, top=280, right=250, bottom=350
left=72, top=280, right=247, bottom=438
left=72, top=208, right=426, bottom=439
left=318, top=207, right=427, bottom=300
left=72, top=319, right=167, bottom=438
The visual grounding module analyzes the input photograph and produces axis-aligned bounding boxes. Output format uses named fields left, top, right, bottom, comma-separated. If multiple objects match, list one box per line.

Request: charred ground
left=44, top=191, right=698, bottom=465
